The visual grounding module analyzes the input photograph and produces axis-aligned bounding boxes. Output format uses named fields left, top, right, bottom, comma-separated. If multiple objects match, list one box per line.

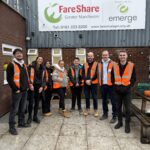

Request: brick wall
left=0, top=2, right=149, bottom=116
left=38, top=48, right=150, bottom=87
left=0, top=1, right=26, bottom=116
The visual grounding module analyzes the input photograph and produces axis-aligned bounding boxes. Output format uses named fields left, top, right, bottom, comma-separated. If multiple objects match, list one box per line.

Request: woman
left=27, top=56, right=46, bottom=124
left=43, top=61, right=53, bottom=116
left=52, top=60, right=70, bottom=118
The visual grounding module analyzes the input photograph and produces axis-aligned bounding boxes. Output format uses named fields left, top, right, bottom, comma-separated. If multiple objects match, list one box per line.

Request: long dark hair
left=35, top=56, right=44, bottom=70
left=44, top=60, right=51, bottom=69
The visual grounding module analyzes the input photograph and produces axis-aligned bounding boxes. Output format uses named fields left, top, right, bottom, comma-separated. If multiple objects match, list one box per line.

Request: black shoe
left=33, top=117, right=40, bottom=124
left=114, top=122, right=123, bottom=129
left=110, top=117, right=117, bottom=124
left=78, top=109, right=83, bottom=115
left=18, top=123, right=31, bottom=128
left=125, top=123, right=130, bottom=133
left=27, top=117, right=32, bottom=124
left=100, top=114, right=108, bottom=120
left=9, top=128, right=18, bottom=135
left=70, top=108, right=75, bottom=111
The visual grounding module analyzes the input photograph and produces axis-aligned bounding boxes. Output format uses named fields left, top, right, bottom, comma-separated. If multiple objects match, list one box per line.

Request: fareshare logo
left=44, top=3, right=62, bottom=23
left=118, top=4, right=128, bottom=13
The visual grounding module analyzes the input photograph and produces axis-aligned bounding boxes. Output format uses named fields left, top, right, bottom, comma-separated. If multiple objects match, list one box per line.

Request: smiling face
left=36, top=57, right=43, bottom=65
left=87, top=52, right=94, bottom=62
left=74, top=58, right=80, bottom=67
left=119, top=51, right=128, bottom=63
left=59, top=60, right=64, bottom=68
left=102, top=50, right=109, bottom=61
left=46, top=61, right=51, bottom=68
left=14, top=51, right=23, bottom=61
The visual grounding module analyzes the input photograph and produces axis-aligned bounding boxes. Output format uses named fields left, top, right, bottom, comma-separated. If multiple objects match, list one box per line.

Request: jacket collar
left=13, top=58, right=24, bottom=67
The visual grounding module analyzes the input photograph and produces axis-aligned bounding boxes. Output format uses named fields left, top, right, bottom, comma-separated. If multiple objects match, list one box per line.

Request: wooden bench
left=131, top=91, right=150, bottom=144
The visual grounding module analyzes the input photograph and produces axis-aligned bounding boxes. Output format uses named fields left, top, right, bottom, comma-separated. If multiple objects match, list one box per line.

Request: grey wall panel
left=3, top=0, right=150, bottom=48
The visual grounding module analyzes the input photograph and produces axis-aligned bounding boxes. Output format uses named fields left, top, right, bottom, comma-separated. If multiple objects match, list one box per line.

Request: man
left=99, top=50, right=117, bottom=123
left=68, top=57, right=83, bottom=113
left=114, top=50, right=136, bottom=133
left=7, top=49, right=30, bottom=135
left=82, top=52, right=98, bottom=117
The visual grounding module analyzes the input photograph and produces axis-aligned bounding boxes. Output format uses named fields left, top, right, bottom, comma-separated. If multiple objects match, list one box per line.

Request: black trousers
left=56, top=88, right=66, bottom=110
left=115, top=89, right=131, bottom=123
left=101, top=85, right=117, bottom=117
left=84, top=84, right=98, bottom=110
left=44, top=87, right=52, bottom=112
left=28, top=85, right=46, bottom=118
left=70, top=86, right=82, bottom=110
left=27, top=89, right=34, bottom=118
left=9, top=91, right=27, bottom=128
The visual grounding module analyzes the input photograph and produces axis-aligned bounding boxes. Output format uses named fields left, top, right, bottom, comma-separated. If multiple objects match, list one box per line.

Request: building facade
left=0, top=0, right=26, bottom=116
left=0, top=0, right=150, bottom=116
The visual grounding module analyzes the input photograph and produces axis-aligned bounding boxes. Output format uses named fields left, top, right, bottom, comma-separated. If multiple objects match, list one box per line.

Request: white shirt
left=102, top=59, right=110, bottom=84
left=13, top=58, right=24, bottom=67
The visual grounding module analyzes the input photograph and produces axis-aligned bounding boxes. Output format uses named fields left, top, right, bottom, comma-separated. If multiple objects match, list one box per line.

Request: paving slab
left=0, top=99, right=149, bottom=150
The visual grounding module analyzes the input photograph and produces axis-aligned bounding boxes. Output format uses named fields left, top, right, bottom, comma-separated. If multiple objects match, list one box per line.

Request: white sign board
left=38, top=0, right=146, bottom=31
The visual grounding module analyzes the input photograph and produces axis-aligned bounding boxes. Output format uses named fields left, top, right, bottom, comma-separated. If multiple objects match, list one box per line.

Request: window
left=52, top=48, right=62, bottom=65
left=2, top=44, right=22, bottom=84
left=27, top=49, right=38, bottom=64
left=76, top=48, right=86, bottom=64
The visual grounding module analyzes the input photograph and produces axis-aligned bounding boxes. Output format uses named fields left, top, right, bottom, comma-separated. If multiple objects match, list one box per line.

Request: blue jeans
left=84, top=84, right=98, bottom=110
left=101, top=85, right=117, bottom=117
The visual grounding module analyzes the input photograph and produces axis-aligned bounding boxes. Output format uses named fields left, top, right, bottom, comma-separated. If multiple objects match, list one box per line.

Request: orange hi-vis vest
left=53, top=69, right=67, bottom=89
left=13, top=62, right=28, bottom=88
left=98, top=61, right=113, bottom=86
left=42, top=69, right=49, bottom=90
left=69, top=68, right=83, bottom=87
left=84, top=61, right=98, bottom=84
left=45, top=70, right=49, bottom=83
left=29, top=68, right=34, bottom=85
left=113, top=61, right=134, bottom=86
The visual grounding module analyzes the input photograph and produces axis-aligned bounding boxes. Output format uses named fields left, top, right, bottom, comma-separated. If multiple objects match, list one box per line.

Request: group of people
left=6, top=48, right=136, bottom=136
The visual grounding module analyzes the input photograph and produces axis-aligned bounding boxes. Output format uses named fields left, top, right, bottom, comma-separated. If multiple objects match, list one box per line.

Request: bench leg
left=140, top=124, right=150, bottom=144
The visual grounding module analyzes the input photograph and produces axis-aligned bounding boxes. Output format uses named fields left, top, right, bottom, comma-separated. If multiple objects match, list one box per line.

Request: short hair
left=102, top=50, right=109, bottom=55
left=74, top=57, right=80, bottom=61
left=119, top=49, right=128, bottom=54
left=87, top=52, right=94, bottom=56
left=13, top=49, right=22, bottom=55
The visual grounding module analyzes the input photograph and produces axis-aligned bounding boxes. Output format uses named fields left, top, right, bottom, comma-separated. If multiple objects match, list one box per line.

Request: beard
left=16, top=58, right=23, bottom=61
left=88, top=58, right=94, bottom=63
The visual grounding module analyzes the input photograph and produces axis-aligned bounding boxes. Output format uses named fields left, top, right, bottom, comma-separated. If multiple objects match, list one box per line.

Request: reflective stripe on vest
left=43, top=70, right=49, bottom=90
left=13, top=63, right=20, bottom=88
left=13, top=63, right=29, bottom=88
left=114, top=62, right=134, bottom=86
left=85, top=62, right=98, bottom=84
left=69, top=68, right=83, bottom=86
left=69, top=68, right=75, bottom=87
left=30, top=68, right=34, bottom=84
left=45, top=70, right=49, bottom=83
left=98, top=61, right=113, bottom=86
